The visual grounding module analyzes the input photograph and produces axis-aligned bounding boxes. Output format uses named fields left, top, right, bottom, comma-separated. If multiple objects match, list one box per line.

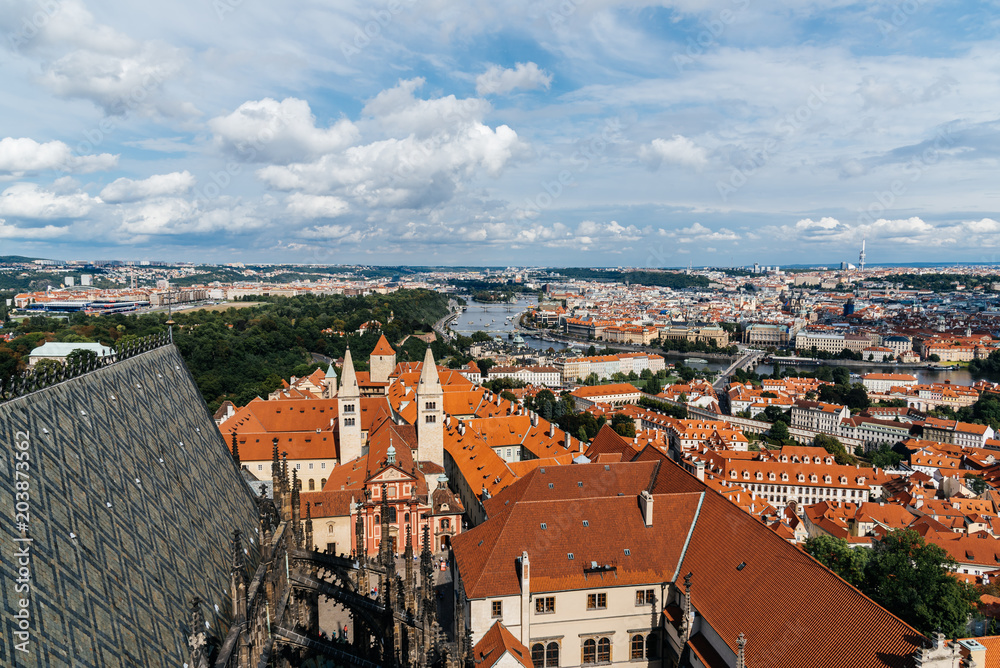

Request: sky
left=0, top=0, right=998, bottom=267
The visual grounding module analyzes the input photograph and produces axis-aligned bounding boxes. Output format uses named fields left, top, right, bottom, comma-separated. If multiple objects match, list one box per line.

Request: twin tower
left=326, top=336, right=444, bottom=468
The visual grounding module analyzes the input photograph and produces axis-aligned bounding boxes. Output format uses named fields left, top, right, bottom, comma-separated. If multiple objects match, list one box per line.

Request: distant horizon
left=6, top=255, right=1000, bottom=273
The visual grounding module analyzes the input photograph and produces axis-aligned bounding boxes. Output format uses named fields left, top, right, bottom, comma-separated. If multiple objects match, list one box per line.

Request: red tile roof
left=372, top=333, right=395, bottom=356
left=473, top=622, right=533, bottom=668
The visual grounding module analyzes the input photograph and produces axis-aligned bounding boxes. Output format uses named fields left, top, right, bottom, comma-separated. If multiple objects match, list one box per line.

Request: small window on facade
left=598, top=638, right=611, bottom=663
left=546, top=642, right=559, bottom=667
left=425, top=415, right=436, bottom=423
left=535, top=597, right=555, bottom=614
left=491, top=600, right=503, bottom=618
left=532, top=644, right=545, bottom=668
left=586, top=593, right=607, bottom=610
left=631, top=635, right=644, bottom=660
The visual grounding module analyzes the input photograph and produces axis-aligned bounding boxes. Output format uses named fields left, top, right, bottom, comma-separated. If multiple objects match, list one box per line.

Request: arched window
left=532, top=644, right=544, bottom=668
left=546, top=642, right=559, bottom=667
left=583, top=639, right=596, bottom=664
left=405, top=512, right=410, bottom=523
left=321, top=478, right=326, bottom=488
left=387, top=507, right=397, bottom=523
left=645, top=634, right=657, bottom=659
left=597, top=638, right=611, bottom=663
left=630, top=635, right=644, bottom=660
left=308, top=479, right=315, bottom=491
left=374, top=515, right=380, bottom=526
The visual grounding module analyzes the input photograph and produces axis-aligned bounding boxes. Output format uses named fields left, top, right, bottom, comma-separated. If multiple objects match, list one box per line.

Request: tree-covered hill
left=1, top=289, right=451, bottom=411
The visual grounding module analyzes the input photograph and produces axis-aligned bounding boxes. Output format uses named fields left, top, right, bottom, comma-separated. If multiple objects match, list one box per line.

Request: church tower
left=416, top=346, right=444, bottom=468
left=338, top=348, right=362, bottom=463
left=370, top=333, right=396, bottom=385
left=322, top=362, right=338, bottom=399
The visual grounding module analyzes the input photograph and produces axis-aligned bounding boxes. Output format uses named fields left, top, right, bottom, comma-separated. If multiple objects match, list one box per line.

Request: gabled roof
left=473, top=622, right=533, bottom=668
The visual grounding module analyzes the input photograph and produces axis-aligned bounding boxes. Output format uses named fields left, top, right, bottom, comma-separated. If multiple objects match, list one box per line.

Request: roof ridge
left=671, top=491, right=706, bottom=583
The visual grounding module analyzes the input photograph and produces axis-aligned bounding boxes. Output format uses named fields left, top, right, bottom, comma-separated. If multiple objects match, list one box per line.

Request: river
left=450, top=297, right=572, bottom=352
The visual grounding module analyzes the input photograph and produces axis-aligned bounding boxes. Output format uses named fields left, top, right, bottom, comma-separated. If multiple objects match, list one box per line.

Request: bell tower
left=416, top=346, right=444, bottom=467
left=338, top=348, right=362, bottom=463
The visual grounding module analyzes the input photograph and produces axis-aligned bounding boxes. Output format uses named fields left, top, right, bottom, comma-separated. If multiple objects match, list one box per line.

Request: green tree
left=769, top=420, right=789, bottom=442
left=65, top=348, right=98, bottom=367
left=805, top=535, right=869, bottom=586
left=965, top=474, right=988, bottom=496
left=929, top=354, right=941, bottom=362
left=611, top=413, right=636, bottom=438
left=814, top=433, right=856, bottom=465
left=861, top=529, right=978, bottom=638
left=870, top=443, right=903, bottom=470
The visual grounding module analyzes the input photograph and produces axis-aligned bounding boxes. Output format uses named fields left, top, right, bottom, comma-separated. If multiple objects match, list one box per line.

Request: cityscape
left=3, top=1, right=1000, bottom=667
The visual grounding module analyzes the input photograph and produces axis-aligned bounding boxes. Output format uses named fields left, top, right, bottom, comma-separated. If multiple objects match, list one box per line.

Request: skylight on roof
left=568, top=553, right=574, bottom=560
left=624, top=548, right=631, bottom=555
left=541, top=523, right=547, bottom=529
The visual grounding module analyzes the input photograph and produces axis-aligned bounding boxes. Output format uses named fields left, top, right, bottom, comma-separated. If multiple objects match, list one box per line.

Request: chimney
left=549, top=422, right=556, bottom=438
left=639, top=490, right=654, bottom=527
left=565, top=431, right=571, bottom=450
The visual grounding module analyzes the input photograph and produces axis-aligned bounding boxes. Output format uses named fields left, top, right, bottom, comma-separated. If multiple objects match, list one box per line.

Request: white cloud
left=476, top=62, right=553, bottom=96
left=0, top=137, right=117, bottom=177
left=286, top=193, right=349, bottom=218
left=0, top=183, right=95, bottom=219
left=667, top=222, right=741, bottom=242
left=99, top=171, right=195, bottom=203
left=18, top=0, right=189, bottom=117
left=209, top=98, right=359, bottom=164
left=117, top=197, right=267, bottom=236
left=256, top=80, right=523, bottom=212
left=0, top=219, right=69, bottom=239
left=298, top=224, right=355, bottom=239
left=640, top=136, right=708, bottom=169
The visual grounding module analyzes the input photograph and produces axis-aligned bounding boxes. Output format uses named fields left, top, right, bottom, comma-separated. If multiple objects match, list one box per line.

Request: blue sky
left=1, top=0, right=998, bottom=267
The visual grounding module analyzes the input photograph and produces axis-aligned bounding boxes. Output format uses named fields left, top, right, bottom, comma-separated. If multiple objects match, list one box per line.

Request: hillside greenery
left=553, top=268, right=710, bottom=289
left=0, top=289, right=451, bottom=412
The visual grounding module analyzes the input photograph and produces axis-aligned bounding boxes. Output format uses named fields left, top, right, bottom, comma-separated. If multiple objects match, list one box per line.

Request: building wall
left=471, top=583, right=664, bottom=667
left=247, top=457, right=337, bottom=492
